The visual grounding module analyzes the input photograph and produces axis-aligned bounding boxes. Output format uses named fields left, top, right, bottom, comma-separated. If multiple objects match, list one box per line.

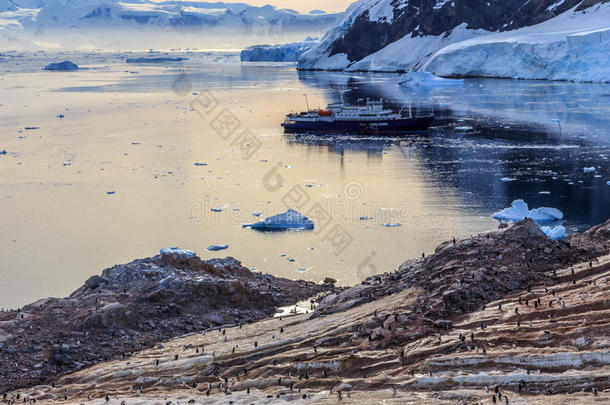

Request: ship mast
left=303, top=93, right=310, bottom=112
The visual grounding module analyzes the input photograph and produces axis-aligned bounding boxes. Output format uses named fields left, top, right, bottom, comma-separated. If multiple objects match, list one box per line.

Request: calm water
left=0, top=52, right=608, bottom=308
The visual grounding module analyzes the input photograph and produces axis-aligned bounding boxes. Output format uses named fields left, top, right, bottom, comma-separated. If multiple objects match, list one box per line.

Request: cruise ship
left=281, top=99, right=434, bottom=134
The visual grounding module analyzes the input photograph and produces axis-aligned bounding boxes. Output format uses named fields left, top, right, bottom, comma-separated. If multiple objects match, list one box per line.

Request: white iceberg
left=540, top=225, right=567, bottom=241
left=492, top=200, right=563, bottom=224
left=160, top=246, right=196, bottom=258
left=244, top=209, right=314, bottom=231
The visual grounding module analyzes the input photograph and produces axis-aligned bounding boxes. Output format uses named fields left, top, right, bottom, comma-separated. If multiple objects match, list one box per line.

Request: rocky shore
left=0, top=253, right=333, bottom=392
left=2, top=218, right=610, bottom=404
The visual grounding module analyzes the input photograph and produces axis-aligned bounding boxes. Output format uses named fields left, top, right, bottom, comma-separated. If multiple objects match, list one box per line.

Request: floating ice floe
left=583, top=167, right=596, bottom=173
left=500, top=177, right=516, bottom=182
left=126, top=57, right=188, bottom=63
left=244, top=209, right=314, bottom=231
left=206, top=245, right=229, bottom=251
left=492, top=199, right=563, bottom=223
left=160, top=246, right=196, bottom=258
left=44, top=60, right=79, bottom=71
left=540, top=225, right=566, bottom=241
left=399, top=71, right=464, bottom=87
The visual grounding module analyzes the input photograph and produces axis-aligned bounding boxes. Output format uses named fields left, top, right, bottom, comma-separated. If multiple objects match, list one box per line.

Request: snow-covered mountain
left=0, top=1, right=340, bottom=50
left=298, top=0, right=610, bottom=82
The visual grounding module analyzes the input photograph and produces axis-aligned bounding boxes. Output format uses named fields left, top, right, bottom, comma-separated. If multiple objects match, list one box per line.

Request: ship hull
left=281, top=116, right=434, bottom=134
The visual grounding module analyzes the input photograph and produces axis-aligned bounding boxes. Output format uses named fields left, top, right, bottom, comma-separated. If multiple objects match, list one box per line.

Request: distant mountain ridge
left=0, top=0, right=340, bottom=49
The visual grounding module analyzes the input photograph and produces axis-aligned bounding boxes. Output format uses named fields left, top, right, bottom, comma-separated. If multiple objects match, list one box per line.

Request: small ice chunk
left=583, top=167, right=596, bottom=173
left=540, top=225, right=566, bottom=241
left=206, top=244, right=229, bottom=251
left=492, top=199, right=563, bottom=223
left=160, top=246, right=196, bottom=257
left=245, top=209, right=314, bottom=231
left=500, top=177, right=516, bottom=182
left=383, top=223, right=401, bottom=227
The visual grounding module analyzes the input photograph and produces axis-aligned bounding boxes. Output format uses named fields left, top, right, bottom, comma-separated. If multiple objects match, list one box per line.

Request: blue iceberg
left=540, top=225, right=567, bottom=241
left=44, top=61, right=79, bottom=71
left=207, top=244, right=229, bottom=251
left=244, top=209, right=314, bottom=231
left=160, top=246, right=196, bottom=258
left=492, top=200, right=563, bottom=224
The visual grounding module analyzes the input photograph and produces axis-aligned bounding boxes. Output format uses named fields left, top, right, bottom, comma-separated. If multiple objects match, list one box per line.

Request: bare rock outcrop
left=0, top=254, right=333, bottom=392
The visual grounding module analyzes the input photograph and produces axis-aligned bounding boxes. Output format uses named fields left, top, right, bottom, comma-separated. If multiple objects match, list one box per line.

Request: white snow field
left=423, top=3, right=610, bottom=82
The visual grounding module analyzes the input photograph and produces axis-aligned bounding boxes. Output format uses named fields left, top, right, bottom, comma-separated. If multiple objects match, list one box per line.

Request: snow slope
left=423, top=3, right=610, bottom=82
left=299, top=0, right=610, bottom=82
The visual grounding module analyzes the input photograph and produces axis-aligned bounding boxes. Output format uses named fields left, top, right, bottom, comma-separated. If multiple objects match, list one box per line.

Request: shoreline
left=2, top=217, right=609, bottom=402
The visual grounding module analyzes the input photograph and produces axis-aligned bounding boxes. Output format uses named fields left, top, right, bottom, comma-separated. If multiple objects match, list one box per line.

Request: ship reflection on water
left=293, top=71, right=610, bottom=231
